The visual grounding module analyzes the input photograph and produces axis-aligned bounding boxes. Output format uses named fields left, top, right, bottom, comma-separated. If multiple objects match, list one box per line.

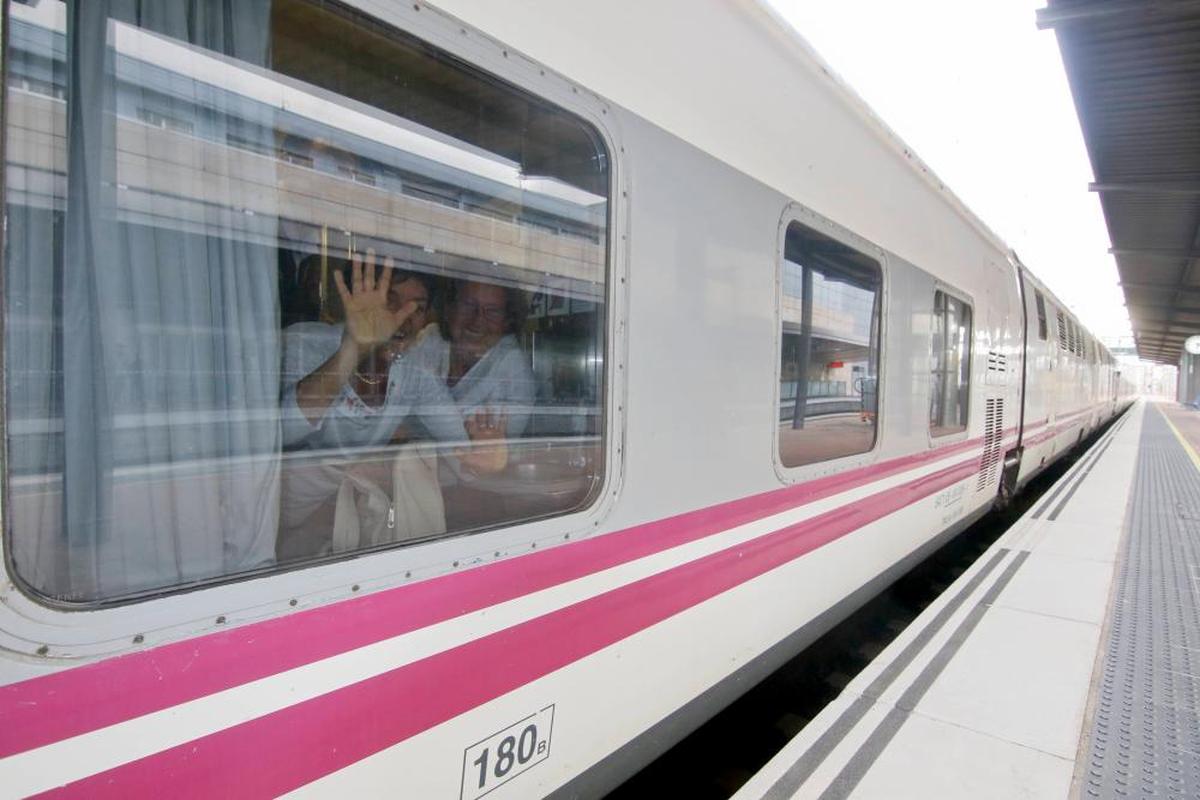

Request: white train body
left=0, top=2, right=1135, bottom=798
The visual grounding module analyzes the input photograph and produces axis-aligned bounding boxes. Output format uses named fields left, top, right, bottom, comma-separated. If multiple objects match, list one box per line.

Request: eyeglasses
left=456, top=299, right=506, bottom=324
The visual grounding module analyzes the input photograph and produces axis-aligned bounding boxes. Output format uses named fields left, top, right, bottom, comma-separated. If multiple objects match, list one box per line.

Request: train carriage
left=0, top=1, right=1135, bottom=798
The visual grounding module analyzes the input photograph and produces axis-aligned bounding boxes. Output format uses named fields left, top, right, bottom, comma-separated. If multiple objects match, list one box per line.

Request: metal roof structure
left=1037, top=0, right=1200, bottom=364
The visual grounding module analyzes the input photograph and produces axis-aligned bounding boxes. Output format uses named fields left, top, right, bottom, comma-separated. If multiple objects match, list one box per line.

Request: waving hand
left=334, top=249, right=417, bottom=349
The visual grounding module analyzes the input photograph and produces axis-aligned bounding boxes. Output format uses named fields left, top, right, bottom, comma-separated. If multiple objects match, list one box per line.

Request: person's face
left=450, top=282, right=508, bottom=357
left=386, top=275, right=429, bottom=341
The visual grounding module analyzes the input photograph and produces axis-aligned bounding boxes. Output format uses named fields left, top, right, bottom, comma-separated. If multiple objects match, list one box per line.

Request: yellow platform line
left=1158, top=404, right=1200, bottom=474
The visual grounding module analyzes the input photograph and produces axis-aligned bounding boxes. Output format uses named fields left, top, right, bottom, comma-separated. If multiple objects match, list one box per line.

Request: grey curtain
left=7, top=0, right=280, bottom=600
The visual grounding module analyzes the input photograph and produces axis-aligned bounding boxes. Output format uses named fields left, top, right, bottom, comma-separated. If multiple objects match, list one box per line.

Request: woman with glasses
left=436, top=279, right=537, bottom=441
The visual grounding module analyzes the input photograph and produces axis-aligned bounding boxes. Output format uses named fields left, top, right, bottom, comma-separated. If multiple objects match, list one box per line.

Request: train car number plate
left=460, top=705, right=555, bottom=799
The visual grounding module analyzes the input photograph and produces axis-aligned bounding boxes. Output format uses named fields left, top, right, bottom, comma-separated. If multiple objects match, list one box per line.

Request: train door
left=1032, top=288, right=1054, bottom=432
left=979, top=261, right=1020, bottom=501
left=1050, top=306, right=1069, bottom=454
left=1013, top=268, right=1045, bottom=485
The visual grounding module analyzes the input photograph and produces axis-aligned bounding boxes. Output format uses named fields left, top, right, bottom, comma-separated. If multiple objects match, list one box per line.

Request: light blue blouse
left=280, top=323, right=465, bottom=450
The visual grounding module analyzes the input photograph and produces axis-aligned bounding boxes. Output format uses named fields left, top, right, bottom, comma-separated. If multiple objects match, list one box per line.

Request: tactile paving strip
left=1081, top=408, right=1200, bottom=799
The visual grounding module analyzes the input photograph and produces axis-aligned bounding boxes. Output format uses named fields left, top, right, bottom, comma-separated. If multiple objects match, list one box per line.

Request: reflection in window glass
left=4, top=0, right=609, bottom=602
left=930, top=291, right=972, bottom=436
left=778, top=222, right=881, bottom=468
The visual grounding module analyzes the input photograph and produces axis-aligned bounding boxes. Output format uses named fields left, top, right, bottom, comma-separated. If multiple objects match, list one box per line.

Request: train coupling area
left=735, top=399, right=1200, bottom=799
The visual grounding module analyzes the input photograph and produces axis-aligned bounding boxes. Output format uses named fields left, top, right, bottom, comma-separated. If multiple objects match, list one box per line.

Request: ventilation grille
left=977, top=398, right=1005, bottom=490
left=986, top=351, right=1007, bottom=373
left=1057, top=310, right=1069, bottom=351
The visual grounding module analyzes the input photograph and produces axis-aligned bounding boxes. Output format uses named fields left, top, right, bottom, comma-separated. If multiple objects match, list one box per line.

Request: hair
left=385, top=267, right=436, bottom=301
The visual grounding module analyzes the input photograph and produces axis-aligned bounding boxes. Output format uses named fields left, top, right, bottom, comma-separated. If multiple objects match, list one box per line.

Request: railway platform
left=733, top=400, right=1200, bottom=799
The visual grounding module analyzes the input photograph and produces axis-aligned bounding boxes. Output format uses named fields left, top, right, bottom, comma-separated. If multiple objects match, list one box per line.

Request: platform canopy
left=1038, top=0, right=1200, bottom=363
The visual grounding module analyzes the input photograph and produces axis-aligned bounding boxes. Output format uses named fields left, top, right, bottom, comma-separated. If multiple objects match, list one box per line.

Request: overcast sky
left=764, top=0, right=1132, bottom=344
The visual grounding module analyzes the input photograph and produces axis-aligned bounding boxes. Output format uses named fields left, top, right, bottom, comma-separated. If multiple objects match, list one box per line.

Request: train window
left=778, top=222, right=882, bottom=468
left=1034, top=291, right=1048, bottom=341
left=4, top=0, right=610, bottom=603
left=929, top=291, right=972, bottom=436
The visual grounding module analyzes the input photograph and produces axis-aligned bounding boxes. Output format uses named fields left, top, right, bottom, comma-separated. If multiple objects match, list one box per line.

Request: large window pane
left=4, top=0, right=609, bottom=603
left=1034, top=291, right=1048, bottom=341
left=930, top=290, right=971, bottom=436
left=778, top=222, right=881, bottom=468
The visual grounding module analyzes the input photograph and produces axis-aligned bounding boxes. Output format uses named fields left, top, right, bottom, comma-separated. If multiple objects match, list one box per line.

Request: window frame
left=773, top=204, right=888, bottom=482
left=928, top=285, right=974, bottom=439
left=0, top=0, right=629, bottom=650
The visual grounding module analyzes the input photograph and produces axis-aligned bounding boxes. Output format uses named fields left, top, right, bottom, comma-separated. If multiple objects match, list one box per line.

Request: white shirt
left=279, top=323, right=466, bottom=450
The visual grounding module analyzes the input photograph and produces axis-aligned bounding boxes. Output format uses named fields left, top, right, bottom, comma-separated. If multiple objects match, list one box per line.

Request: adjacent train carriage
left=0, top=1, right=1135, bottom=798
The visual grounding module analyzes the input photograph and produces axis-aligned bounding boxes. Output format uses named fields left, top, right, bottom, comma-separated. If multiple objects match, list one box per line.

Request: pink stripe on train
left=34, top=458, right=980, bottom=799
left=0, top=436, right=987, bottom=760
left=1024, top=412, right=1094, bottom=447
